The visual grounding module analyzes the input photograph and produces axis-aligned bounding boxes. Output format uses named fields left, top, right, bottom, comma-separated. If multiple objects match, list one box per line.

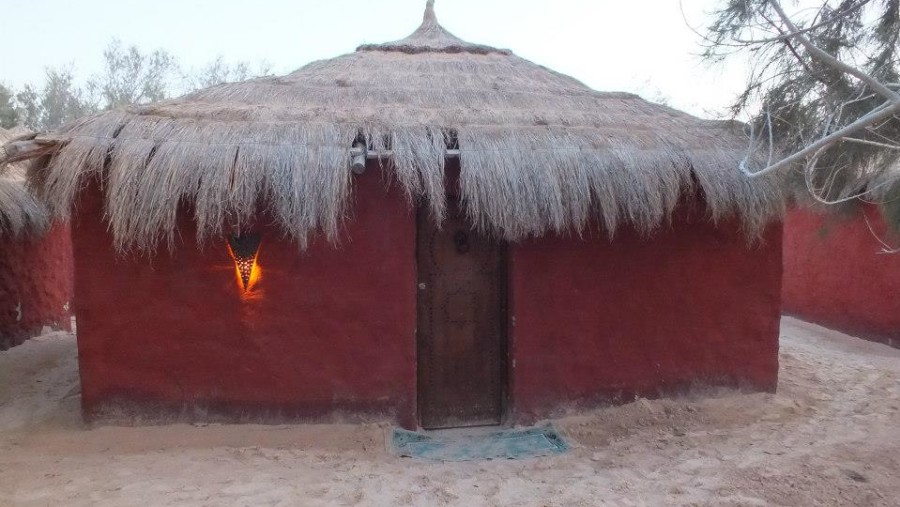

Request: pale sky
left=0, top=0, right=748, bottom=118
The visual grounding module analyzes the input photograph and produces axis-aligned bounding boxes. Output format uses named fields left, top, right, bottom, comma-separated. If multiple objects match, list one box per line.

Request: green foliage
left=0, top=84, right=17, bottom=128
left=878, top=179, right=900, bottom=229
left=13, top=68, right=97, bottom=131
left=8, top=40, right=268, bottom=131
left=88, top=40, right=178, bottom=110
left=183, top=57, right=272, bottom=90
left=705, top=0, right=900, bottom=223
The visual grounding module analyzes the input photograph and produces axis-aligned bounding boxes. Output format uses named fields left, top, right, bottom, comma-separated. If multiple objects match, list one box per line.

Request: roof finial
left=357, top=0, right=509, bottom=55
left=424, top=0, right=436, bottom=24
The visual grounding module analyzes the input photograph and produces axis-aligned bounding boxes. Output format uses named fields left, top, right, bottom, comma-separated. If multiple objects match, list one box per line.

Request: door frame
left=414, top=203, right=511, bottom=429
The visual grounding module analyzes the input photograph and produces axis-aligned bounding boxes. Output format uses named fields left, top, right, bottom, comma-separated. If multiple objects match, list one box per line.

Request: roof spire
left=356, top=0, right=509, bottom=55
left=424, top=0, right=436, bottom=24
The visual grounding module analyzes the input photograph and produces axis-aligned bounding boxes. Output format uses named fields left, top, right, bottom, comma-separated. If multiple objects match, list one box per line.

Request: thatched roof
left=1, top=1, right=783, bottom=252
left=0, top=128, right=48, bottom=237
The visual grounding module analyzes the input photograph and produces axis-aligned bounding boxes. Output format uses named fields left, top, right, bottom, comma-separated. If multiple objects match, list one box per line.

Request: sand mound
left=1, top=317, right=899, bottom=506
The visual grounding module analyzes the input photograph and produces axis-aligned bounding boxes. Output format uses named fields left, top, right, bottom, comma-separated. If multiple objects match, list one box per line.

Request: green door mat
left=392, top=424, right=569, bottom=461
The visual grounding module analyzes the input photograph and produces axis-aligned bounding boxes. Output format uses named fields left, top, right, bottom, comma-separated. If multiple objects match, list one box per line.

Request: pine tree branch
left=733, top=0, right=872, bottom=44
left=741, top=100, right=900, bottom=177
left=768, top=0, right=900, bottom=104
left=738, top=1, right=900, bottom=178
left=842, top=137, right=900, bottom=150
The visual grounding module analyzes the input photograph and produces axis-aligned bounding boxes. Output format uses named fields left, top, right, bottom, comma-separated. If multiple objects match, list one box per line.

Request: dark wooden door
left=417, top=200, right=507, bottom=429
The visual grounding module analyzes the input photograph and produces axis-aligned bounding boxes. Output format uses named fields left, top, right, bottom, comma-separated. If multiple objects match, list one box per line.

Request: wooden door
left=417, top=200, right=507, bottom=429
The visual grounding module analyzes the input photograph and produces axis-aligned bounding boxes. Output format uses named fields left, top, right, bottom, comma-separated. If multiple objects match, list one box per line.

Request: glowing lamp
left=228, top=232, right=261, bottom=291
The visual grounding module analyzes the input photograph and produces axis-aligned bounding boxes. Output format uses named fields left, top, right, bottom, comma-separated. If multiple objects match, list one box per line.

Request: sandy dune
left=1, top=317, right=899, bottom=506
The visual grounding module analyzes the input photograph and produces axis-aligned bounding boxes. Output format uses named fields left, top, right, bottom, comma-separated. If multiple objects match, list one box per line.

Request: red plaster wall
left=73, top=163, right=418, bottom=426
left=73, top=163, right=783, bottom=427
left=0, top=222, right=73, bottom=350
left=509, top=206, right=783, bottom=422
left=783, top=205, right=900, bottom=347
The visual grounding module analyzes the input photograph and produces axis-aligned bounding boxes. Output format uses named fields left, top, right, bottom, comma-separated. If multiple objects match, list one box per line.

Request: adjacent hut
left=1, top=2, right=785, bottom=428
left=0, top=127, right=73, bottom=350
left=784, top=204, right=900, bottom=348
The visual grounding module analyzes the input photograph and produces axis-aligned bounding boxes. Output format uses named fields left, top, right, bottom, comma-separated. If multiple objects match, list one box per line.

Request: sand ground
left=0, top=316, right=898, bottom=506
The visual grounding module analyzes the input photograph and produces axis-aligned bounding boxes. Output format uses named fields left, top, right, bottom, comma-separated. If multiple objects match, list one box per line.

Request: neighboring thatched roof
left=1, top=1, right=784, bottom=252
left=0, top=128, right=48, bottom=237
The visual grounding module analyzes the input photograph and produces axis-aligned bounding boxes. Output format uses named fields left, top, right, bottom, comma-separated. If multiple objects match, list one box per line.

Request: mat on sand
left=392, top=424, right=569, bottom=461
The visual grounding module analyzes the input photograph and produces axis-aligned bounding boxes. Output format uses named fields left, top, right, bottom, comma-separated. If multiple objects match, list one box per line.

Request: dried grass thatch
left=2, top=1, right=784, bottom=252
left=0, top=128, right=49, bottom=237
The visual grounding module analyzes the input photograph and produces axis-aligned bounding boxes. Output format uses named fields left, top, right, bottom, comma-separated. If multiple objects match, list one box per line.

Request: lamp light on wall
left=228, top=232, right=261, bottom=291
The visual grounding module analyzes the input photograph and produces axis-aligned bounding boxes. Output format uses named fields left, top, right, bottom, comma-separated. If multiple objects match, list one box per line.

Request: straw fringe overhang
left=0, top=5, right=784, bottom=252
left=0, top=128, right=49, bottom=237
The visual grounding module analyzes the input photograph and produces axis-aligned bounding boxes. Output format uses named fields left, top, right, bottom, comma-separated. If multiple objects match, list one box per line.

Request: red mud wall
left=0, top=222, right=73, bottom=350
left=74, top=163, right=783, bottom=427
left=73, top=163, right=418, bottom=426
left=783, top=205, right=900, bottom=347
left=510, top=208, right=783, bottom=422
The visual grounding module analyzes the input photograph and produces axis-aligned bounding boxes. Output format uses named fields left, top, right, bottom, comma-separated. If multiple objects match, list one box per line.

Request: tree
left=13, top=86, right=40, bottom=130
left=14, top=68, right=96, bottom=130
left=8, top=40, right=269, bottom=131
left=703, top=0, right=900, bottom=224
left=0, top=84, right=17, bottom=128
left=11, top=41, right=177, bottom=130
left=40, top=68, right=97, bottom=129
left=89, top=40, right=179, bottom=109
left=183, top=56, right=272, bottom=90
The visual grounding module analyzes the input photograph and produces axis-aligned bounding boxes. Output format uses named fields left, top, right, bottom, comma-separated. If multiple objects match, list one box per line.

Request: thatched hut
left=2, top=2, right=784, bottom=428
left=0, top=128, right=73, bottom=350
